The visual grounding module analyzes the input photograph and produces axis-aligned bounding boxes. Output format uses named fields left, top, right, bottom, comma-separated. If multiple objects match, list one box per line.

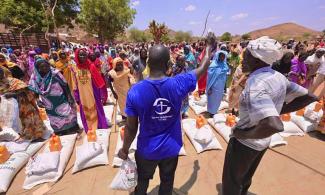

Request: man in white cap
left=222, top=37, right=318, bottom=195
left=307, top=48, right=325, bottom=132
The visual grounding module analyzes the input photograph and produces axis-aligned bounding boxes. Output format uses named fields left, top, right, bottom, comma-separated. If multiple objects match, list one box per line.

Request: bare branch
left=201, top=10, right=211, bottom=37
left=19, top=24, right=36, bottom=49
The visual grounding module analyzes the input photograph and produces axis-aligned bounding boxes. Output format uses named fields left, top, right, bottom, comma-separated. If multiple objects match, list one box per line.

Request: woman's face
left=218, top=53, right=225, bottom=62
left=89, top=53, right=96, bottom=62
left=0, top=55, right=6, bottom=63
left=78, top=50, right=88, bottom=63
left=37, top=61, right=50, bottom=77
left=140, top=50, right=147, bottom=59
left=59, top=52, right=67, bottom=60
left=115, top=61, right=124, bottom=72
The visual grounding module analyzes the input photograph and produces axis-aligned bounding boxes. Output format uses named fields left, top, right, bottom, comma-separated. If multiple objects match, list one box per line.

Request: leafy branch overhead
left=0, top=0, right=78, bottom=32
left=78, top=0, right=136, bottom=42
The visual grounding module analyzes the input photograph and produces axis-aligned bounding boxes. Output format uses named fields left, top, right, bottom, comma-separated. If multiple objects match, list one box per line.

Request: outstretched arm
left=195, top=32, right=217, bottom=79
left=281, top=93, right=318, bottom=114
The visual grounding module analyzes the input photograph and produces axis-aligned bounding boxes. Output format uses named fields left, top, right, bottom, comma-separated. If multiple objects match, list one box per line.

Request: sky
left=130, top=0, right=325, bottom=36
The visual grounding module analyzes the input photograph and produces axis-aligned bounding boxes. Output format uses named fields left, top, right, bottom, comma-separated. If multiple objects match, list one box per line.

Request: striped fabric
left=235, top=66, right=307, bottom=151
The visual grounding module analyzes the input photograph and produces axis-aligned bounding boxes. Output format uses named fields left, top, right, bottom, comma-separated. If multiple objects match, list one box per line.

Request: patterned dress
left=29, top=68, right=79, bottom=133
left=0, top=77, right=46, bottom=140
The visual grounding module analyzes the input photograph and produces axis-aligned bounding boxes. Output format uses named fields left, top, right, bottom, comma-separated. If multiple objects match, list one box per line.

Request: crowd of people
left=0, top=33, right=324, bottom=194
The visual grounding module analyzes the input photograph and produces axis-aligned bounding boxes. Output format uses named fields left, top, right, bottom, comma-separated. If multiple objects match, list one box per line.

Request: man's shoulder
left=247, top=70, right=287, bottom=90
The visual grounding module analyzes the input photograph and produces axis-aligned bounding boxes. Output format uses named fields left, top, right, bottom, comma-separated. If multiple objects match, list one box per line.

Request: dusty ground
left=4, top=84, right=325, bottom=195
left=4, top=107, right=325, bottom=195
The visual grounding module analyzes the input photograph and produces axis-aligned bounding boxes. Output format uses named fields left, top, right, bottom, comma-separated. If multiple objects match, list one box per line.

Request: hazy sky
left=130, top=0, right=325, bottom=36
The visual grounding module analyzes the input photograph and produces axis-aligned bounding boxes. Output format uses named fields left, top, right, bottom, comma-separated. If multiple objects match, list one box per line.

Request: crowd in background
left=0, top=35, right=324, bottom=141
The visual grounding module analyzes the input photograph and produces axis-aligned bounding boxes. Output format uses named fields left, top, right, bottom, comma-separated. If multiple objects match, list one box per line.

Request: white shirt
left=235, top=67, right=308, bottom=151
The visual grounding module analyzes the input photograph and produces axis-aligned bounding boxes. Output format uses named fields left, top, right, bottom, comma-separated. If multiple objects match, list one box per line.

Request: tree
left=148, top=20, right=169, bottom=43
left=0, top=0, right=79, bottom=33
left=322, top=29, right=325, bottom=37
left=220, top=32, right=232, bottom=42
left=174, top=31, right=192, bottom=43
left=78, top=0, right=136, bottom=43
left=128, top=28, right=152, bottom=42
left=302, top=32, right=311, bottom=40
left=241, top=33, right=251, bottom=41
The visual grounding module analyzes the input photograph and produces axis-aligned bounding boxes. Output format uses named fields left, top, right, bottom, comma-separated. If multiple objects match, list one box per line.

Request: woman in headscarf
left=272, top=51, right=295, bottom=77
left=55, top=50, right=76, bottom=95
left=206, top=50, right=229, bottom=117
left=289, top=52, right=309, bottom=88
left=0, top=66, right=46, bottom=140
left=171, top=55, right=190, bottom=118
left=89, top=51, right=108, bottom=104
left=73, top=48, right=108, bottom=132
left=108, top=48, right=117, bottom=70
left=27, top=51, right=37, bottom=79
left=184, top=45, right=197, bottom=71
left=227, top=50, right=247, bottom=115
left=227, top=47, right=241, bottom=87
left=29, top=59, right=80, bottom=135
left=0, top=52, right=24, bottom=80
left=132, top=48, right=148, bottom=81
left=197, top=48, right=208, bottom=95
left=49, top=50, right=59, bottom=67
left=108, top=57, right=135, bottom=124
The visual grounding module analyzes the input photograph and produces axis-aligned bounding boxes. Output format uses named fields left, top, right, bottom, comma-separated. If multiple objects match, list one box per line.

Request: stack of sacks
left=279, top=114, right=305, bottom=137
left=0, top=127, right=20, bottom=142
left=23, top=134, right=77, bottom=189
left=208, top=114, right=287, bottom=148
left=0, top=96, right=22, bottom=134
left=189, top=91, right=229, bottom=114
left=4, top=140, right=31, bottom=154
left=72, top=129, right=111, bottom=173
left=0, top=141, right=45, bottom=193
left=208, top=113, right=238, bottom=143
left=182, top=116, right=222, bottom=153
left=291, top=101, right=323, bottom=133
left=113, top=127, right=186, bottom=167
left=189, top=92, right=207, bottom=115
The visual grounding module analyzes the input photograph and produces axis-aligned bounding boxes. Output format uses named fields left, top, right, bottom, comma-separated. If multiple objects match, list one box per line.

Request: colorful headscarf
left=28, top=58, right=59, bottom=96
left=207, top=50, right=229, bottom=91
left=74, top=48, right=105, bottom=88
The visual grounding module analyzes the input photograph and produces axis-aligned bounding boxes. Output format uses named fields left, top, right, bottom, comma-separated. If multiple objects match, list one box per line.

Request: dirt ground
left=4, top=107, right=325, bottom=195
left=4, top=84, right=325, bottom=195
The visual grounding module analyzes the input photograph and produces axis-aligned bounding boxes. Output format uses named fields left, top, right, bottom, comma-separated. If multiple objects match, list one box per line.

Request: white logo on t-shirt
left=153, top=98, right=171, bottom=115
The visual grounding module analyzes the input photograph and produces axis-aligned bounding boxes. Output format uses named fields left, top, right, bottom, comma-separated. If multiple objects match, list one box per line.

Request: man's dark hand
left=232, top=128, right=246, bottom=139
left=205, top=32, right=217, bottom=49
left=117, top=148, right=128, bottom=160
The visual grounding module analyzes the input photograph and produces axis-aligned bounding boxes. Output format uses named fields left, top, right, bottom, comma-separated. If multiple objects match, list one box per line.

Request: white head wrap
left=316, top=48, right=325, bottom=52
left=247, top=36, right=283, bottom=65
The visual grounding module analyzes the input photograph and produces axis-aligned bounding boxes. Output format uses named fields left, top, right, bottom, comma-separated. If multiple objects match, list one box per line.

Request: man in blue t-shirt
left=118, top=33, right=217, bottom=195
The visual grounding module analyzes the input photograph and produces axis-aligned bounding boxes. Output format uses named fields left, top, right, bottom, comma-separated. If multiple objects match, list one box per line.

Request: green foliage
left=0, top=0, right=78, bottom=32
left=148, top=20, right=169, bottom=43
left=302, top=32, right=311, bottom=39
left=174, top=31, right=192, bottom=43
left=128, top=28, right=152, bottom=42
left=220, top=32, right=232, bottom=42
left=241, top=33, right=251, bottom=40
left=78, top=0, right=136, bottom=42
left=322, top=29, right=325, bottom=36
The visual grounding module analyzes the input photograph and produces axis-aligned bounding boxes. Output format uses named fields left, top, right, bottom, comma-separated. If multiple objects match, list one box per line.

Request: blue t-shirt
left=125, top=72, right=197, bottom=160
